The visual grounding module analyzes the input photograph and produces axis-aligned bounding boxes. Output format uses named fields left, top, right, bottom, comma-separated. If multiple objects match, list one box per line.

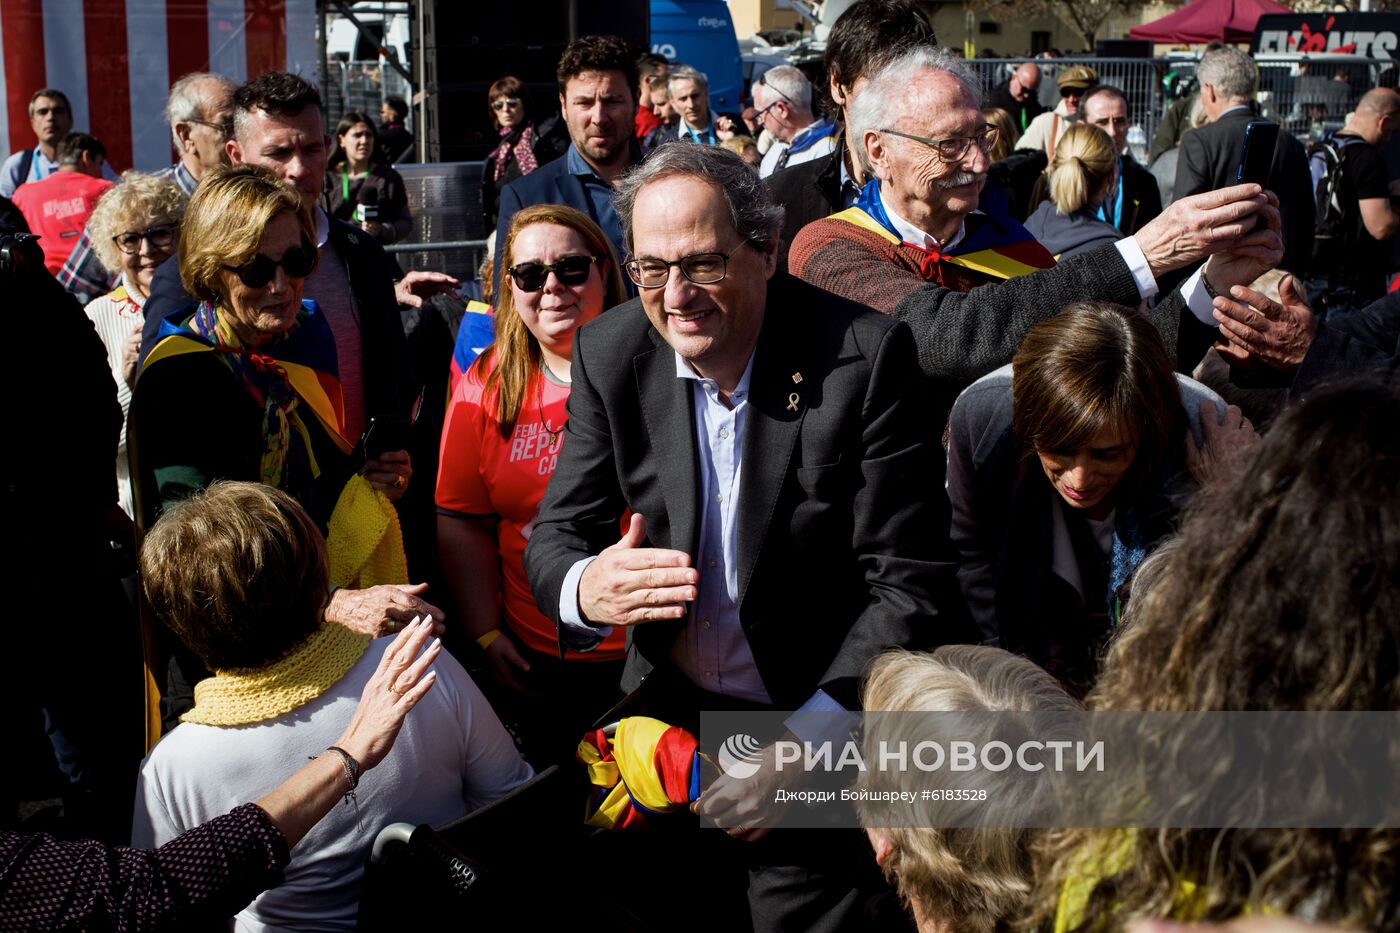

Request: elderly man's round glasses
left=113, top=224, right=177, bottom=255
left=879, top=124, right=1000, bottom=163
left=625, top=248, right=736, bottom=289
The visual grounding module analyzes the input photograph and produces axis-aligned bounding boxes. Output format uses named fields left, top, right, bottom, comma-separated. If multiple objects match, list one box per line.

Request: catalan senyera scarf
left=144, top=299, right=351, bottom=491
left=577, top=717, right=707, bottom=830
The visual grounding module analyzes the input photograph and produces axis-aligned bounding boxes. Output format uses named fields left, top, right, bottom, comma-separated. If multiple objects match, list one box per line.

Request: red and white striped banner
left=1, top=0, right=317, bottom=173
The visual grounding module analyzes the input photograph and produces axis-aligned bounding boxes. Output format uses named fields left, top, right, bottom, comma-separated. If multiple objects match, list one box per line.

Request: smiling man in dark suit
left=524, top=141, right=970, bottom=931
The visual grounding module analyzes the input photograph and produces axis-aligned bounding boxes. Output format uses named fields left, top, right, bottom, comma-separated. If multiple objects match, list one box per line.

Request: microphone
left=355, top=185, right=380, bottom=224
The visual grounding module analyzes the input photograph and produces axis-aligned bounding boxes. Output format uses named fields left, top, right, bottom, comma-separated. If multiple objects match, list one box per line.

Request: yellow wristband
left=476, top=629, right=503, bottom=651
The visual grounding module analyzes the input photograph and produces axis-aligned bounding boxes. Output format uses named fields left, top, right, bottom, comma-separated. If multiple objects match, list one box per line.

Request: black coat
left=1175, top=108, right=1315, bottom=276
left=523, top=272, right=975, bottom=709
left=1119, top=154, right=1163, bottom=235
left=765, top=140, right=845, bottom=271
left=1294, top=290, right=1400, bottom=391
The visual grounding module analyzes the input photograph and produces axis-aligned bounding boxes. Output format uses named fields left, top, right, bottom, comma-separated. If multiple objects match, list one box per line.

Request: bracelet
left=324, top=745, right=361, bottom=789
left=476, top=628, right=503, bottom=651
left=1202, top=272, right=1223, bottom=302
left=315, top=746, right=363, bottom=829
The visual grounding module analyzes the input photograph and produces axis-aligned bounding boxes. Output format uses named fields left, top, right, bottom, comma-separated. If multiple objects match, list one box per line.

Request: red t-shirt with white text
left=12, top=171, right=114, bottom=274
left=436, top=356, right=626, bottom=660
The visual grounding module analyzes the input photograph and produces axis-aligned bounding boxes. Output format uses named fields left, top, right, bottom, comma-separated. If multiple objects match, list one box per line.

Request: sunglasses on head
left=224, top=238, right=317, bottom=288
left=508, top=254, right=598, bottom=292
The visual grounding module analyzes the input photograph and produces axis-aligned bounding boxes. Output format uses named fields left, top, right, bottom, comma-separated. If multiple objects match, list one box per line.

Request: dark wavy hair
left=1023, top=379, right=1400, bottom=931
left=556, top=34, right=638, bottom=104
left=824, top=0, right=937, bottom=100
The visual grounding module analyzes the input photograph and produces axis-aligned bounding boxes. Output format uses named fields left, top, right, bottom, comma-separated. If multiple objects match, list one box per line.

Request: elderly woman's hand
left=333, top=616, right=442, bottom=771
left=326, top=583, right=445, bottom=637
left=364, top=449, right=412, bottom=502
left=1186, top=400, right=1258, bottom=487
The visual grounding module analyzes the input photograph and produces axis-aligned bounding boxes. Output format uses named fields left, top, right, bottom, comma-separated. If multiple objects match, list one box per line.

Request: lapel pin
left=791, top=372, right=803, bottom=384
left=787, top=393, right=800, bottom=412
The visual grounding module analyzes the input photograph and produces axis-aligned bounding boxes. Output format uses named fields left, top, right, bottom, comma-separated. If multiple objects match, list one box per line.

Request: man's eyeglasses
left=879, top=124, right=1000, bottom=164
left=188, top=115, right=233, bottom=138
left=755, top=72, right=795, bottom=105
left=113, top=224, right=178, bottom=255
left=625, top=249, right=736, bottom=289
left=492, top=98, right=522, bottom=111
left=224, top=238, right=317, bottom=288
left=507, top=254, right=598, bottom=292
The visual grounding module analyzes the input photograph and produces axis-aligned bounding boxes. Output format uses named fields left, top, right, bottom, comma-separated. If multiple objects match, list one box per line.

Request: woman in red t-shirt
left=437, top=204, right=628, bottom=764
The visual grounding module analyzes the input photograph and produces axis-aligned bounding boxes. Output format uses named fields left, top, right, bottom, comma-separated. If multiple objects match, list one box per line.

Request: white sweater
left=132, top=638, right=533, bottom=933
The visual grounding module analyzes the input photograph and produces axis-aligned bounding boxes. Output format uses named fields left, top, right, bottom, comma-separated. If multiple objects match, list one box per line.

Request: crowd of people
left=1, top=0, right=1398, bottom=930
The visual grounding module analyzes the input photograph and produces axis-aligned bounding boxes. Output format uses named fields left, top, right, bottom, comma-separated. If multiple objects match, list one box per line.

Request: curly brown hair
left=1022, top=379, right=1400, bottom=932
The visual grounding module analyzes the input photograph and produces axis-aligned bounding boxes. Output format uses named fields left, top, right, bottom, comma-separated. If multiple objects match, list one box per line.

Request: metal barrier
left=1255, top=56, right=1393, bottom=140
left=388, top=161, right=488, bottom=280
left=324, top=61, right=415, bottom=138
left=971, top=55, right=1397, bottom=159
left=969, top=57, right=1166, bottom=160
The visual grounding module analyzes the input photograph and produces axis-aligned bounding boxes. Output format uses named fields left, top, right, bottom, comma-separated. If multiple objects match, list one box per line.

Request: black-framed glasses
left=492, top=98, right=522, bottom=111
left=224, top=237, right=317, bottom=288
left=879, top=124, right=1000, bottom=163
left=113, top=224, right=178, bottom=255
left=624, top=249, right=735, bottom=289
left=508, top=254, right=598, bottom=292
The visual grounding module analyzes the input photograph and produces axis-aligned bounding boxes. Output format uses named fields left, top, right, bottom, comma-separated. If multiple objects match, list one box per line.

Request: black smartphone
left=352, top=388, right=425, bottom=472
left=1235, top=121, right=1279, bottom=188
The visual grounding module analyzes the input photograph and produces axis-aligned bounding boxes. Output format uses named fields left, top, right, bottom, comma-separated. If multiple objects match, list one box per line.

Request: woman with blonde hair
left=83, top=171, right=188, bottom=517
left=132, top=165, right=424, bottom=731
left=436, top=203, right=627, bottom=764
left=857, top=645, right=1080, bottom=933
left=983, top=107, right=1021, bottom=162
left=1024, top=123, right=1124, bottom=259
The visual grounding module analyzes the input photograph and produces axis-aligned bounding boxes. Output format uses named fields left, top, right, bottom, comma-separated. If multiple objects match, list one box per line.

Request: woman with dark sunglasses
left=132, top=166, right=424, bottom=725
left=481, top=76, right=551, bottom=234
left=436, top=204, right=628, bottom=766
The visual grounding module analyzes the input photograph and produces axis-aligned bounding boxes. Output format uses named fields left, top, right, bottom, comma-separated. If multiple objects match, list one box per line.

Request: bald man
left=1318, top=86, right=1400, bottom=311
left=987, top=62, right=1045, bottom=132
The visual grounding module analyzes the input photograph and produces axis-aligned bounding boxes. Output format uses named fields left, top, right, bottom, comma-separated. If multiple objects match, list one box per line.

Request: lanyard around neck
left=1097, top=158, right=1124, bottom=231
left=341, top=167, right=367, bottom=203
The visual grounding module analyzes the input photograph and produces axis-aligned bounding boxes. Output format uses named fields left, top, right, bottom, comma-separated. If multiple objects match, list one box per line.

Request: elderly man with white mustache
left=790, top=46, right=1285, bottom=416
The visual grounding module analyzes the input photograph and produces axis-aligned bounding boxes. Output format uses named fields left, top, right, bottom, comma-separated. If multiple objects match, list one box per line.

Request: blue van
left=651, top=0, right=746, bottom=111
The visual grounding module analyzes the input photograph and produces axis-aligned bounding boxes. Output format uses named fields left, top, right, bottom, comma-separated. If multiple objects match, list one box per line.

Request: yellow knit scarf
left=327, top=473, right=409, bottom=589
left=181, top=622, right=370, bottom=727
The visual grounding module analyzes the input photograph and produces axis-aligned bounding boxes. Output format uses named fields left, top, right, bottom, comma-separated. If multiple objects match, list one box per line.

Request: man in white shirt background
left=753, top=65, right=838, bottom=179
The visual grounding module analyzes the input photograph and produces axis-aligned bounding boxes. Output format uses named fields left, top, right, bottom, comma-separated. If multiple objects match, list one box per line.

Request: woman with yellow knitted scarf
left=131, top=166, right=423, bottom=743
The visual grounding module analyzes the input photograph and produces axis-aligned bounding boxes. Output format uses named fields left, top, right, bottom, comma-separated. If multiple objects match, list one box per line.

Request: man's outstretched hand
left=577, top=514, right=698, bottom=626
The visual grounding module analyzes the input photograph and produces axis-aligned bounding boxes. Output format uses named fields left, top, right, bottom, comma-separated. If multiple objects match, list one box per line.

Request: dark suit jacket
left=523, top=272, right=973, bottom=709
left=1119, top=154, right=1162, bottom=235
left=1294, top=290, right=1400, bottom=391
left=1175, top=108, right=1315, bottom=276
left=492, top=149, right=634, bottom=297
left=765, top=141, right=844, bottom=272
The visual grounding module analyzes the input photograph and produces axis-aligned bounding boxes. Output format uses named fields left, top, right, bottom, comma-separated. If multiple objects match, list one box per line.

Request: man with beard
left=493, top=35, right=641, bottom=295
